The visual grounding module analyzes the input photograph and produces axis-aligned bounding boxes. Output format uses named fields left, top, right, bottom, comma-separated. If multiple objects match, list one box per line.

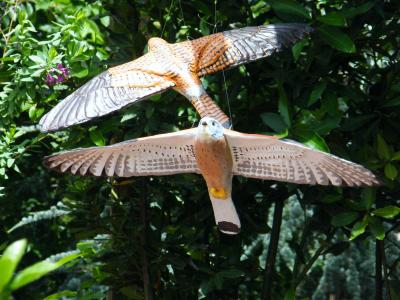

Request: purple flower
left=45, top=63, right=69, bottom=86
left=57, top=64, right=69, bottom=78
left=45, top=73, right=57, bottom=86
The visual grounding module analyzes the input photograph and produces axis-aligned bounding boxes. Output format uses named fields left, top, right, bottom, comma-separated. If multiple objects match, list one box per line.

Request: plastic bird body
left=39, top=23, right=312, bottom=132
left=44, top=117, right=380, bottom=234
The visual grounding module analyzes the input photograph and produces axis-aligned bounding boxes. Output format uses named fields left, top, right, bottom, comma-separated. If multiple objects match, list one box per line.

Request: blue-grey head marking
left=198, top=117, right=224, bottom=139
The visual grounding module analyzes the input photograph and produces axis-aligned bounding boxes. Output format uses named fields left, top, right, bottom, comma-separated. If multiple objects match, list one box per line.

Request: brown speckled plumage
left=39, top=23, right=313, bottom=132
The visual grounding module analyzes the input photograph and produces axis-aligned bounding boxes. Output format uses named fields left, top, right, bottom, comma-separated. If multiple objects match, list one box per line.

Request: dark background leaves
left=0, top=0, right=399, bottom=299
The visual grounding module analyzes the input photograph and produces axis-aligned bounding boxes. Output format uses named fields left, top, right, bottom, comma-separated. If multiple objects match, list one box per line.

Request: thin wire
left=213, top=0, right=233, bottom=128
left=222, top=71, right=233, bottom=129
left=177, top=0, right=191, bottom=40
left=160, top=0, right=175, bottom=38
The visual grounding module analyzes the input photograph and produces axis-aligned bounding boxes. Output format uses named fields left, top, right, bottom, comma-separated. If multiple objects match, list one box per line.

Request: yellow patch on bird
left=210, top=187, right=228, bottom=199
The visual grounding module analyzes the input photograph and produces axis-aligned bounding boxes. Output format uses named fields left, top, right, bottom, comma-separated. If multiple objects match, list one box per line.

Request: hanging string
left=212, top=0, right=233, bottom=128
left=160, top=0, right=175, bottom=38
left=177, top=0, right=191, bottom=40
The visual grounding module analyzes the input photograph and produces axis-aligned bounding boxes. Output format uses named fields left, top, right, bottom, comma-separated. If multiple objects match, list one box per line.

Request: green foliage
left=1, top=0, right=399, bottom=299
left=0, top=239, right=79, bottom=299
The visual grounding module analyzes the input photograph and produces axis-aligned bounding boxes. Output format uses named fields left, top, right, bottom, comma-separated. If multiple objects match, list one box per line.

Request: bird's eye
left=212, top=121, right=216, bottom=126
left=202, top=121, right=207, bottom=126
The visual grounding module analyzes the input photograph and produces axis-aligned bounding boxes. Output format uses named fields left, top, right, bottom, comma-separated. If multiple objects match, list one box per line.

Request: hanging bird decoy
left=39, top=23, right=312, bottom=132
left=44, top=117, right=380, bottom=234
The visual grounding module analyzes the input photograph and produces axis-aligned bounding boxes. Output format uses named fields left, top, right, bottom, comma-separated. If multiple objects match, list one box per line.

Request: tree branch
left=376, top=240, right=383, bottom=300
left=294, top=229, right=335, bottom=287
left=262, top=197, right=284, bottom=300
left=381, top=240, right=392, bottom=300
left=140, top=180, right=154, bottom=300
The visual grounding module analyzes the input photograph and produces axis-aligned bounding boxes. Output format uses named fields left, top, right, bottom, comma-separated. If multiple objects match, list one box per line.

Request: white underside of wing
left=45, top=129, right=199, bottom=177
left=224, top=130, right=380, bottom=187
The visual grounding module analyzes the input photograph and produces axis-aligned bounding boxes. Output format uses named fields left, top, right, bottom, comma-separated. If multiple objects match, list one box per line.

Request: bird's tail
left=209, top=194, right=241, bottom=235
left=189, top=93, right=231, bottom=128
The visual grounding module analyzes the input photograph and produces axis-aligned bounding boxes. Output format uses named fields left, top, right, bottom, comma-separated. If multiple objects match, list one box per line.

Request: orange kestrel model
left=44, top=117, right=380, bottom=234
left=39, top=23, right=312, bottom=132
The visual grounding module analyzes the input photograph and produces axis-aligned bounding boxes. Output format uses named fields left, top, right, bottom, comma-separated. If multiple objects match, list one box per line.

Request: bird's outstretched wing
left=174, top=23, right=313, bottom=77
left=44, top=129, right=199, bottom=177
left=224, top=130, right=380, bottom=187
left=39, top=53, right=175, bottom=133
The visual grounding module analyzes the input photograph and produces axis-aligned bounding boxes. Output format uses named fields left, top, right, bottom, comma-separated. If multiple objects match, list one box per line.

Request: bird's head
left=197, top=117, right=225, bottom=140
left=148, top=37, right=168, bottom=51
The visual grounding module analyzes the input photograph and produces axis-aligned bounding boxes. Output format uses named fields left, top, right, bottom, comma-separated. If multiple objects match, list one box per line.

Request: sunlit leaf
left=10, top=252, right=80, bottom=290
left=89, top=128, right=105, bottom=146
left=372, top=206, right=400, bottom=219
left=0, top=239, right=27, bottom=292
left=349, top=219, right=368, bottom=240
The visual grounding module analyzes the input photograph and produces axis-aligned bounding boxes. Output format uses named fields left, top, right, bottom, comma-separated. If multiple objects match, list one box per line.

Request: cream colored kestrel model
left=44, top=117, right=380, bottom=234
left=39, top=23, right=312, bottom=132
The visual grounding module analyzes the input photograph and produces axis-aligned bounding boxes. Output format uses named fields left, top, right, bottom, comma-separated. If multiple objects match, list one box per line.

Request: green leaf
left=100, top=16, right=110, bottom=27
left=260, top=112, right=288, bottom=133
left=377, top=134, right=391, bottom=160
left=392, top=151, right=400, bottom=161
left=308, top=81, right=327, bottom=106
left=269, top=0, right=311, bottom=19
left=368, top=216, right=385, bottom=240
left=89, top=129, right=105, bottom=146
left=70, top=67, right=89, bottom=78
left=331, top=212, right=358, bottom=227
left=317, top=12, right=347, bottom=27
left=28, top=55, right=46, bottom=64
left=384, top=163, right=398, bottom=180
left=349, top=219, right=368, bottom=240
left=10, top=252, right=80, bottom=290
left=318, top=26, right=356, bottom=53
left=341, top=114, right=376, bottom=131
left=372, top=206, right=400, bottom=219
left=278, top=85, right=291, bottom=127
left=295, top=129, right=330, bottom=152
left=292, top=39, right=306, bottom=61
left=0, top=239, right=27, bottom=292
left=359, top=188, right=376, bottom=210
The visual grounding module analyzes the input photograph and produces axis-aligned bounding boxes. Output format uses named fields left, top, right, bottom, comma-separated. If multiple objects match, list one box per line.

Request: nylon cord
left=213, top=0, right=233, bottom=129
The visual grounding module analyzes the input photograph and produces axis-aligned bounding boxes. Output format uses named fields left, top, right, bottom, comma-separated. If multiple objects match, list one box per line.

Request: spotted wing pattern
left=39, top=53, right=175, bottom=132
left=44, top=129, right=199, bottom=177
left=224, top=130, right=380, bottom=187
left=174, top=23, right=313, bottom=77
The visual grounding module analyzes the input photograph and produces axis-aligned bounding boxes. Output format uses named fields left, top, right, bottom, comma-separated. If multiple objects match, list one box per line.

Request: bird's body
left=39, top=24, right=313, bottom=132
left=44, top=117, right=380, bottom=234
